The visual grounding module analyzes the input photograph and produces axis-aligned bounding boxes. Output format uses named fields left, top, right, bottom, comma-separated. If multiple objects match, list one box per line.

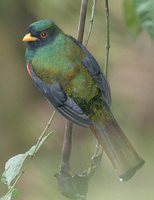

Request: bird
left=22, top=19, right=144, bottom=181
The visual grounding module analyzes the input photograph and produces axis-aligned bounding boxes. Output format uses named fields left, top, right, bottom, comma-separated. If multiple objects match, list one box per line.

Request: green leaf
left=0, top=189, right=16, bottom=200
left=1, top=154, right=27, bottom=187
left=123, top=0, right=142, bottom=37
left=1, top=131, right=53, bottom=188
left=135, top=0, right=154, bottom=38
left=123, top=0, right=154, bottom=38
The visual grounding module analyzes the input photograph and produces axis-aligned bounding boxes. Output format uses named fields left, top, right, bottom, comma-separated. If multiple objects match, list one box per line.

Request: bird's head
left=22, top=19, right=61, bottom=48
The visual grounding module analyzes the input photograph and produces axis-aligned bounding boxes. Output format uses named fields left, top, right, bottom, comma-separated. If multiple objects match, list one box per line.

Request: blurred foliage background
left=0, top=0, right=154, bottom=199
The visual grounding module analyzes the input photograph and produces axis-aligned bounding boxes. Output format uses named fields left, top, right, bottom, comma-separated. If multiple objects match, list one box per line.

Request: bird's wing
left=67, top=36, right=111, bottom=106
left=30, top=65, right=92, bottom=127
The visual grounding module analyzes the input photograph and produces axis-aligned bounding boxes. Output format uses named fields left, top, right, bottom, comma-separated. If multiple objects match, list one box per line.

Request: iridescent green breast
left=32, top=34, right=73, bottom=82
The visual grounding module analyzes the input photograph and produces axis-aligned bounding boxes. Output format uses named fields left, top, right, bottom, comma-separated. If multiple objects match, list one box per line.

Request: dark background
left=0, top=0, right=154, bottom=199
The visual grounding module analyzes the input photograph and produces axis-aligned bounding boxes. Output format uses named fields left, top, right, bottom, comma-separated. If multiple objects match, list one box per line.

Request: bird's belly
left=64, top=72, right=97, bottom=101
left=63, top=71, right=104, bottom=121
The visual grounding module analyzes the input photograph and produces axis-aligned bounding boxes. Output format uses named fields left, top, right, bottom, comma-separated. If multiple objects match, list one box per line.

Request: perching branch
left=61, top=0, right=89, bottom=174
left=104, top=0, right=110, bottom=78
left=57, top=1, right=106, bottom=200
left=60, top=121, right=73, bottom=173
left=61, top=0, right=89, bottom=178
left=57, top=1, right=89, bottom=200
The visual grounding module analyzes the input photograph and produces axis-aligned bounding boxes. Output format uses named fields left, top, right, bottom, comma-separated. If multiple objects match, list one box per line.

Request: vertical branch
left=104, top=0, right=110, bottom=78
left=61, top=0, right=88, bottom=173
left=84, top=0, right=97, bottom=46
left=60, top=121, right=73, bottom=172
left=77, top=0, right=89, bottom=43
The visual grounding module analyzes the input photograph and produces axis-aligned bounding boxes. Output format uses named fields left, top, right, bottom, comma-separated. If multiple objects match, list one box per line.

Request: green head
left=23, top=19, right=62, bottom=48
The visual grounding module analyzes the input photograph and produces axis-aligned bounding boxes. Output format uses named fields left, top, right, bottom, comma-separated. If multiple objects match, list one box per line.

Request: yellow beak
left=22, top=33, right=39, bottom=42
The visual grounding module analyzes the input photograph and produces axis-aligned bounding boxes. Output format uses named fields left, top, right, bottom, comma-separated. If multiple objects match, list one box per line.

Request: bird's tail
left=90, top=111, right=145, bottom=181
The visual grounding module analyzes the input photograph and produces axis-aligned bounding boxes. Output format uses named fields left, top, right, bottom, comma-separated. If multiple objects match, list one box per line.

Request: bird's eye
left=40, top=31, right=48, bottom=39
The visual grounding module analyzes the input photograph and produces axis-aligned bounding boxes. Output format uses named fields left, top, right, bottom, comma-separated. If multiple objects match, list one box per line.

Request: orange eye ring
left=40, top=31, right=48, bottom=39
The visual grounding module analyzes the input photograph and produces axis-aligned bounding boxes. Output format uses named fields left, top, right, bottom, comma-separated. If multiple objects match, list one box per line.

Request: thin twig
left=84, top=0, right=97, bottom=46
left=104, top=0, right=110, bottom=78
left=4, top=112, right=56, bottom=197
left=5, top=170, right=25, bottom=196
left=34, top=111, right=56, bottom=155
